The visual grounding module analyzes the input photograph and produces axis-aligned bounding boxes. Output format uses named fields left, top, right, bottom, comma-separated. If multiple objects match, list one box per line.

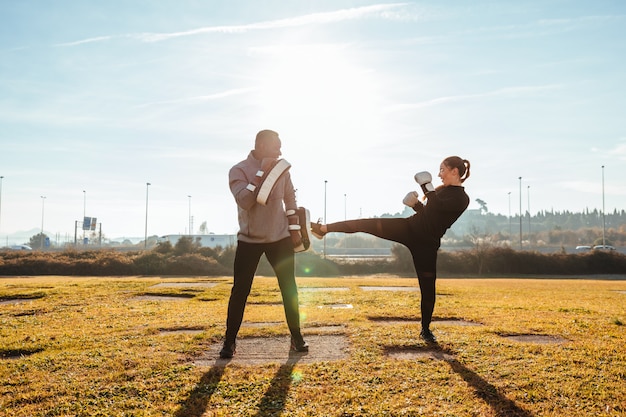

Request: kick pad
left=294, top=207, right=311, bottom=252
left=256, top=159, right=291, bottom=205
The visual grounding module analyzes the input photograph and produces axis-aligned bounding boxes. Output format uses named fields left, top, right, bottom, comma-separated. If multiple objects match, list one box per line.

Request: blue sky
left=1, top=1, right=625, bottom=243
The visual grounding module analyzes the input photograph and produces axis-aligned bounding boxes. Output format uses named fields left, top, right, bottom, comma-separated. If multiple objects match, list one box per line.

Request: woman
left=311, top=156, right=471, bottom=343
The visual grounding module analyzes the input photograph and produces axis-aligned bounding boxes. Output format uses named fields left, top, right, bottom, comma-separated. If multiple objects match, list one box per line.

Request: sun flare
left=253, top=44, right=384, bottom=152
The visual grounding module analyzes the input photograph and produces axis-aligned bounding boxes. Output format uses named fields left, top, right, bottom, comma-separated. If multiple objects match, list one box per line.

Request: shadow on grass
left=252, top=350, right=305, bottom=417
left=0, top=347, right=44, bottom=359
left=432, top=343, right=534, bottom=417
left=174, top=350, right=306, bottom=417
left=173, top=359, right=229, bottom=417
left=384, top=342, right=533, bottom=416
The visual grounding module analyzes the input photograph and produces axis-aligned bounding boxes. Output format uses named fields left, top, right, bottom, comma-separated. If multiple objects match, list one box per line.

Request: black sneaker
left=219, top=341, right=236, bottom=358
left=311, top=220, right=326, bottom=239
left=420, top=329, right=437, bottom=344
left=290, top=335, right=309, bottom=352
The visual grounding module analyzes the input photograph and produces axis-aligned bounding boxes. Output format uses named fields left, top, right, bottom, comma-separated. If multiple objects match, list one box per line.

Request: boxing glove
left=414, top=171, right=435, bottom=194
left=403, top=191, right=419, bottom=207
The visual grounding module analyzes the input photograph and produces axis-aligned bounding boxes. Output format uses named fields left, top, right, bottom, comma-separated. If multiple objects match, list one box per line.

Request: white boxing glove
left=403, top=191, right=419, bottom=207
left=414, top=171, right=435, bottom=194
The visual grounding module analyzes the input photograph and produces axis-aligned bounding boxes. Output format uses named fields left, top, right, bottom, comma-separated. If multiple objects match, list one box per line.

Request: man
left=220, top=129, right=308, bottom=359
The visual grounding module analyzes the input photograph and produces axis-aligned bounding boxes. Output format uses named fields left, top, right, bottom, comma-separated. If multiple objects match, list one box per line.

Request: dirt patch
left=0, top=299, right=31, bottom=305
left=159, top=328, right=204, bottom=336
left=433, top=318, right=483, bottom=326
left=194, top=334, right=349, bottom=366
left=132, top=294, right=195, bottom=302
left=368, top=316, right=416, bottom=322
left=360, top=286, right=420, bottom=292
left=0, top=294, right=45, bottom=305
left=248, top=301, right=283, bottom=306
left=318, top=303, right=353, bottom=309
left=300, top=287, right=350, bottom=292
left=368, top=316, right=482, bottom=326
left=241, top=321, right=283, bottom=328
left=385, top=346, right=455, bottom=361
left=151, top=282, right=218, bottom=289
left=501, top=334, right=568, bottom=344
left=304, top=325, right=345, bottom=334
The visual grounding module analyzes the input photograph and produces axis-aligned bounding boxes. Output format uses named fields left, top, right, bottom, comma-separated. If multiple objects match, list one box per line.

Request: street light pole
left=0, top=176, right=4, bottom=242
left=527, top=185, right=531, bottom=248
left=324, top=180, right=327, bottom=259
left=188, top=195, right=192, bottom=235
left=83, top=190, right=86, bottom=244
left=40, top=196, right=46, bottom=249
left=602, top=165, right=606, bottom=247
left=508, top=191, right=511, bottom=240
left=518, top=177, right=522, bottom=250
left=145, top=183, right=150, bottom=249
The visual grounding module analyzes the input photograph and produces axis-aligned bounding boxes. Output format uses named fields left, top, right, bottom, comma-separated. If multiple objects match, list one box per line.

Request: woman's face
left=438, top=162, right=459, bottom=186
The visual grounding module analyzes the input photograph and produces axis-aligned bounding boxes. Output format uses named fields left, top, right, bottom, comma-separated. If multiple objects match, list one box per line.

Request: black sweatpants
left=224, top=237, right=302, bottom=342
left=327, top=218, right=438, bottom=330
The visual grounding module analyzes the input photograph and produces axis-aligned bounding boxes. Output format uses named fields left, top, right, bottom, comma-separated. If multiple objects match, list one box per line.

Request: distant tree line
left=13, top=204, right=625, bottom=252
left=1, top=236, right=625, bottom=277
left=374, top=205, right=626, bottom=247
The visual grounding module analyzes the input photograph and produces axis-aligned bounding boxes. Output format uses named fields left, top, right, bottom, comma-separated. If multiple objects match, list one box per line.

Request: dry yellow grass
left=0, top=275, right=625, bottom=416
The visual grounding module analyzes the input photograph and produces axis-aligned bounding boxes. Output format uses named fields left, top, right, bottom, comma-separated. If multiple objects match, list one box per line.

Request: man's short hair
left=255, top=130, right=279, bottom=148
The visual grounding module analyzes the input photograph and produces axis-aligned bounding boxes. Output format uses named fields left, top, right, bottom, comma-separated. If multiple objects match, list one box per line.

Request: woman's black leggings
left=326, top=218, right=438, bottom=330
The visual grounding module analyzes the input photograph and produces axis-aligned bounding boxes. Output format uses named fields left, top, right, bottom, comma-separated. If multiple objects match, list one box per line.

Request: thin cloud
left=561, top=180, right=626, bottom=197
left=536, top=14, right=625, bottom=27
left=402, top=14, right=626, bottom=46
left=463, top=14, right=625, bottom=38
left=590, top=140, right=626, bottom=161
left=55, top=35, right=121, bottom=47
left=135, top=87, right=255, bottom=108
left=608, top=142, right=626, bottom=160
left=55, top=4, right=407, bottom=46
left=387, top=85, right=561, bottom=112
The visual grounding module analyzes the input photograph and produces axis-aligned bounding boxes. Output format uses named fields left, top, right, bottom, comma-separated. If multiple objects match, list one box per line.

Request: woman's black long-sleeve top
left=408, top=185, right=470, bottom=245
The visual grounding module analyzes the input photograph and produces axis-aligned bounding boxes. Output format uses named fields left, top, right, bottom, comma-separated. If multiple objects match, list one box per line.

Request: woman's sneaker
left=420, top=329, right=437, bottom=344
left=219, top=340, right=236, bottom=358
left=290, top=335, right=309, bottom=352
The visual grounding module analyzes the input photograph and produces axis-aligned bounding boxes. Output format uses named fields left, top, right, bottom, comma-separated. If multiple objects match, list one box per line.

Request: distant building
left=159, top=234, right=236, bottom=248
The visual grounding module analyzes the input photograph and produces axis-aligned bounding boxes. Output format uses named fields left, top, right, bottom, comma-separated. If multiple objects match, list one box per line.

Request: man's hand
left=261, top=157, right=278, bottom=172
left=287, top=209, right=303, bottom=250
left=251, top=158, right=279, bottom=188
left=289, top=229, right=303, bottom=249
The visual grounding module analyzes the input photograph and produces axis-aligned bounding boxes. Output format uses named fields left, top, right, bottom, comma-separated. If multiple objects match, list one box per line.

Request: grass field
left=1, top=275, right=625, bottom=416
